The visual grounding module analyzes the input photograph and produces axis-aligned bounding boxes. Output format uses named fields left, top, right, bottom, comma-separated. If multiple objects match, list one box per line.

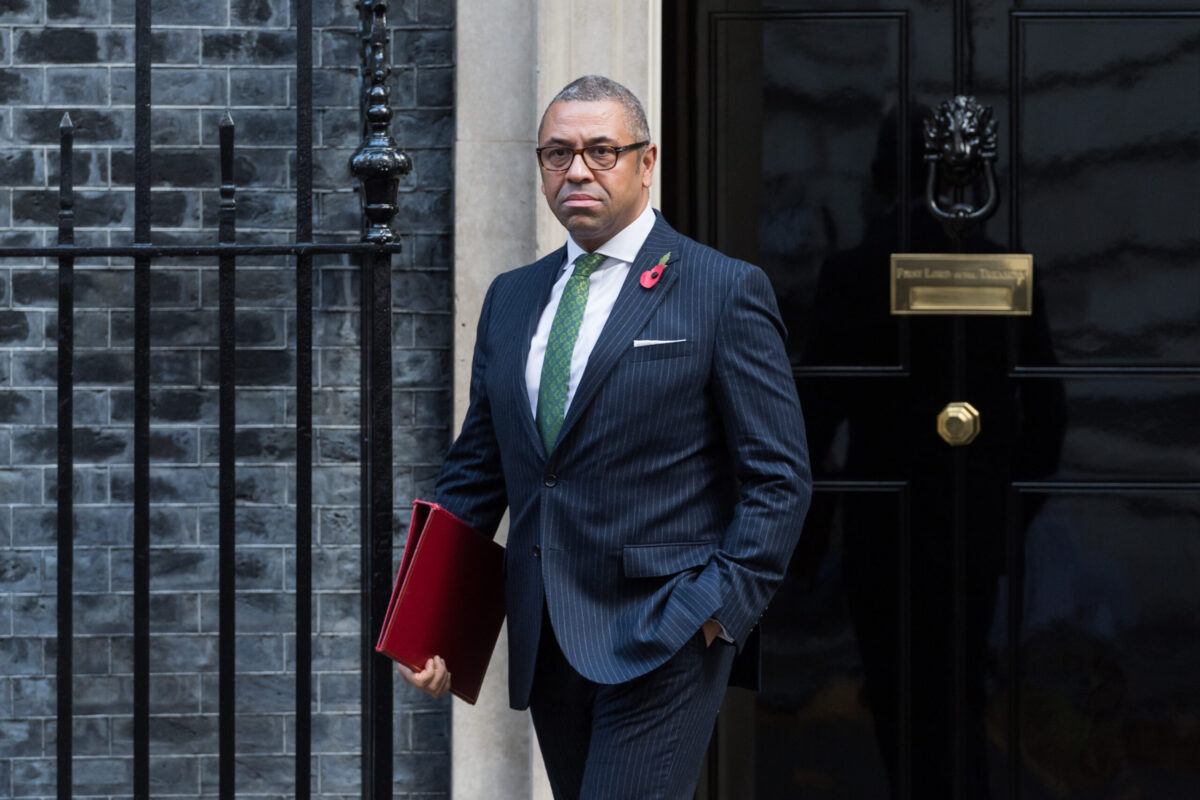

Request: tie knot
left=572, top=252, right=605, bottom=279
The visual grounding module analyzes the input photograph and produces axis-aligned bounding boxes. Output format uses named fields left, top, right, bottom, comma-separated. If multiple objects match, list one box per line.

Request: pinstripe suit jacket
left=435, top=213, right=811, bottom=710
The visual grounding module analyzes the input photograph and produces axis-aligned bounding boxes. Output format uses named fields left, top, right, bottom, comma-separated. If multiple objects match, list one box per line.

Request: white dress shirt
left=525, top=202, right=657, bottom=417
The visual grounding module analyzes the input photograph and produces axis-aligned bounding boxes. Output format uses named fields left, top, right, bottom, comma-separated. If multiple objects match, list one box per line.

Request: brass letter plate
left=890, top=253, right=1033, bottom=315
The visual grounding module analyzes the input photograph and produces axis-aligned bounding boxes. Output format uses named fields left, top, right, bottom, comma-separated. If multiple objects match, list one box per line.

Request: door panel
left=1014, top=15, right=1200, bottom=367
left=666, top=1, right=1200, bottom=798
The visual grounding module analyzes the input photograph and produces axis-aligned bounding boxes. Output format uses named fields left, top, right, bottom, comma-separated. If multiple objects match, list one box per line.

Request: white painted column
left=452, top=2, right=661, bottom=798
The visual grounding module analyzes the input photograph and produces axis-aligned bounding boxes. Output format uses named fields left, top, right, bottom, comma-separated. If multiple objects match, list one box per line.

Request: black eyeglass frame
left=535, top=141, right=651, bottom=172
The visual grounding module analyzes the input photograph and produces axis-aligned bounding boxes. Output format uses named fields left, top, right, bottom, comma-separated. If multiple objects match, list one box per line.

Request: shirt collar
left=563, top=202, right=657, bottom=271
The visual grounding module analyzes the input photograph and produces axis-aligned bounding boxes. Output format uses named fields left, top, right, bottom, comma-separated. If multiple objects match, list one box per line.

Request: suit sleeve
left=703, top=264, right=812, bottom=645
left=432, top=279, right=509, bottom=537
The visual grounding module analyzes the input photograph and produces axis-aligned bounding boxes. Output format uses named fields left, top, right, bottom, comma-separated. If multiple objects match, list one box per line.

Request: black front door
left=665, top=2, right=1200, bottom=798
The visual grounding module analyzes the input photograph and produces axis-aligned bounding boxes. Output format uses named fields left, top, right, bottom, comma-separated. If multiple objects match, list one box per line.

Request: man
left=401, top=75, right=811, bottom=799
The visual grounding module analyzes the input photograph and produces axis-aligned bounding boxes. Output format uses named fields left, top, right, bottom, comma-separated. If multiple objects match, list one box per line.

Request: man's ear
left=640, top=143, right=658, bottom=188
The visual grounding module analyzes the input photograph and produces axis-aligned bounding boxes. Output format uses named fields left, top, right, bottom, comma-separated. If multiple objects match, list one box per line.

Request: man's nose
left=564, top=151, right=594, bottom=182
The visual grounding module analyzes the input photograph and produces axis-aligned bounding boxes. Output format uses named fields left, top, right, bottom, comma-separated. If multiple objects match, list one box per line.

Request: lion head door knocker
left=923, top=96, right=999, bottom=242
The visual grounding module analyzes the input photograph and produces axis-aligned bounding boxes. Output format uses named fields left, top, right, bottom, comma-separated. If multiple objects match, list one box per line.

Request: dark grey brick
left=112, top=714, right=216, bottom=755
left=10, top=758, right=55, bottom=796
left=415, top=66, right=452, bottom=107
left=393, top=749, right=449, bottom=793
left=230, top=67, right=288, bottom=106
left=152, top=67, right=228, bottom=107
left=0, top=551, right=41, bottom=592
left=317, top=507, right=358, bottom=545
left=317, top=754, right=361, bottom=794
left=200, top=751, right=293, bottom=793
left=111, top=388, right=218, bottom=424
left=110, top=468, right=206, bottom=515
left=393, top=427, right=445, bottom=466
left=199, top=348, right=294, bottom=387
left=200, top=188, right=296, bottom=230
left=0, top=0, right=41, bottom=24
left=319, top=268, right=358, bottom=308
left=47, top=145, right=108, bottom=188
left=0, top=388, right=38, bottom=422
left=0, top=718, right=43, bottom=757
left=15, top=29, right=102, bottom=64
left=202, top=591, right=294, bottom=634
left=201, top=268, right=295, bottom=308
left=417, top=0, right=452, bottom=25
left=203, top=107, right=296, bottom=147
left=310, top=465, right=358, bottom=505
left=318, top=672, right=357, bottom=711
left=47, top=0, right=109, bottom=23
left=319, top=30, right=359, bottom=70
left=44, top=66, right=109, bottom=106
left=203, top=30, right=295, bottom=66
left=0, top=309, right=43, bottom=347
left=44, top=546, right=112, bottom=594
left=411, top=313, right=449, bottom=349
left=231, top=0, right=288, bottom=27
left=392, top=271, right=450, bottom=313
left=408, top=709, right=449, bottom=753
left=12, top=189, right=133, bottom=229
left=0, top=66, right=41, bottom=104
left=317, top=348, right=358, bottom=387
left=311, top=633, right=357, bottom=671
left=392, top=28, right=453, bottom=66
left=11, top=595, right=54, bottom=636
left=393, top=349, right=448, bottom=388
left=319, top=104, right=359, bottom=148
left=311, top=545, right=357, bottom=591
left=150, top=29, right=202, bottom=66
left=152, top=108, right=202, bottom=146
left=316, top=592, right=359, bottom=633
left=199, top=426, right=296, bottom=462
left=315, top=190, right=361, bottom=233
left=14, top=107, right=132, bottom=146
left=43, top=715, right=111, bottom=756
left=313, top=68, right=357, bottom=108
left=315, top=428, right=356, bottom=463
left=0, top=468, right=42, bottom=504
left=310, top=711, right=359, bottom=756
left=413, top=148, right=452, bottom=191
left=395, top=188, right=451, bottom=232
left=111, top=147, right=214, bottom=188
left=149, top=0, right=226, bottom=25
left=45, top=310, right=112, bottom=350
left=43, top=463, right=109, bottom=504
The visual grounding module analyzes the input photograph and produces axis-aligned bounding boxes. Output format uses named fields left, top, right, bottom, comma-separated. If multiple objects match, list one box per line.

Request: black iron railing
left=0, top=2, right=410, bottom=798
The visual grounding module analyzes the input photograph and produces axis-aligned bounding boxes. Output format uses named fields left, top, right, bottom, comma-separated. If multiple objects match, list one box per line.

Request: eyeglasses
left=536, top=141, right=650, bottom=172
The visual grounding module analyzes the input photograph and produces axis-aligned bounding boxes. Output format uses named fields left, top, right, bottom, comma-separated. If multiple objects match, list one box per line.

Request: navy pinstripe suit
left=435, top=213, right=810, bottom=791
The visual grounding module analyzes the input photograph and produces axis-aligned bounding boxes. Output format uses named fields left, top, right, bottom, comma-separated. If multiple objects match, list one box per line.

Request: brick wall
left=0, top=1, right=453, bottom=797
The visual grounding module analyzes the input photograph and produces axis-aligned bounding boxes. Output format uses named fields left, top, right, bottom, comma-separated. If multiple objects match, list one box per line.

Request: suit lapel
left=553, top=219, right=682, bottom=452
left=511, top=247, right=566, bottom=457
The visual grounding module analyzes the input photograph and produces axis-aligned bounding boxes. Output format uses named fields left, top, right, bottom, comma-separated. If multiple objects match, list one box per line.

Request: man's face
left=538, top=99, right=657, bottom=252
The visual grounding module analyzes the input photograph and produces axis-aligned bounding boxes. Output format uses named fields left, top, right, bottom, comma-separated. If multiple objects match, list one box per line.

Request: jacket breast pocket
left=623, top=540, right=717, bottom=578
left=626, top=340, right=695, bottom=363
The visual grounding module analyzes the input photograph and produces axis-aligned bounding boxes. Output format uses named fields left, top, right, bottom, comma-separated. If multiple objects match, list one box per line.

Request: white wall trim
left=451, top=2, right=661, bottom=797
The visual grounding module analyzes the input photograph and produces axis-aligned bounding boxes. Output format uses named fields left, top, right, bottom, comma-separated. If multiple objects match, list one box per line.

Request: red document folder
left=375, top=500, right=506, bottom=704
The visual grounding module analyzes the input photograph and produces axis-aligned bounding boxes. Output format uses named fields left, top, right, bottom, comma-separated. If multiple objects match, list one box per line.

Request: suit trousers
left=528, top=613, right=736, bottom=800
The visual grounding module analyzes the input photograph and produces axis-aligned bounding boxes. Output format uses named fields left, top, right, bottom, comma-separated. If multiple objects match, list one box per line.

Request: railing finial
left=350, top=0, right=412, bottom=244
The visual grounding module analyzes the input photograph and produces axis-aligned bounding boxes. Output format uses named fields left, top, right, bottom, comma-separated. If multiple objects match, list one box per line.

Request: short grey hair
left=540, top=75, right=651, bottom=143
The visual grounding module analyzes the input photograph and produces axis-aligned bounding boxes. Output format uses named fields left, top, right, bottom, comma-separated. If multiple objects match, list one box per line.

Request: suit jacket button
left=543, top=473, right=558, bottom=487
left=532, top=545, right=541, bottom=558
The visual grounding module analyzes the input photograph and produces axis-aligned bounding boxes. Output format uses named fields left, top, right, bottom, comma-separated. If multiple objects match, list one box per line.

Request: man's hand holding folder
left=398, top=656, right=452, bottom=699
left=375, top=500, right=505, bottom=704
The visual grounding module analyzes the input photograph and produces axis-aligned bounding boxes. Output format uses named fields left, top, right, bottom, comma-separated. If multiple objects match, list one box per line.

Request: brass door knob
left=937, top=402, right=981, bottom=446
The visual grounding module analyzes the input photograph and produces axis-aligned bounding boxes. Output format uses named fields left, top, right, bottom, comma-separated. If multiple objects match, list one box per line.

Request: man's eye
left=548, top=148, right=572, bottom=159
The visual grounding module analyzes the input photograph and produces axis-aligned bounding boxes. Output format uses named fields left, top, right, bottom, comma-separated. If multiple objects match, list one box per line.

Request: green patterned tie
left=537, top=252, right=606, bottom=453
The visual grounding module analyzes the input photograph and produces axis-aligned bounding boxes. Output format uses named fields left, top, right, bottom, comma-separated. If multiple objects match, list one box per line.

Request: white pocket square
left=633, top=338, right=687, bottom=348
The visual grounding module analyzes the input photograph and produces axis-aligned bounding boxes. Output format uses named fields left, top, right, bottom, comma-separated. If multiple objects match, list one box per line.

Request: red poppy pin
left=640, top=252, right=671, bottom=289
